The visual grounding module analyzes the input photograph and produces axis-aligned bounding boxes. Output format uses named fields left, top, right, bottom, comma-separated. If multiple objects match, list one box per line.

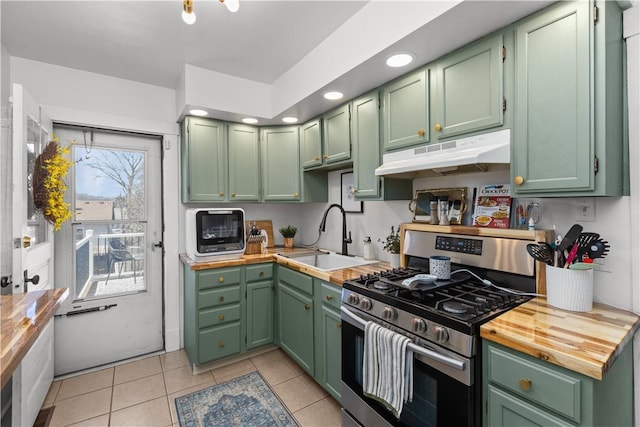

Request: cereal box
left=472, top=184, right=512, bottom=229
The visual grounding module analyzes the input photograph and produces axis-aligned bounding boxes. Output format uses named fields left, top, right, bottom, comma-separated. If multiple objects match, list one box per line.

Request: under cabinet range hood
left=375, top=129, right=511, bottom=176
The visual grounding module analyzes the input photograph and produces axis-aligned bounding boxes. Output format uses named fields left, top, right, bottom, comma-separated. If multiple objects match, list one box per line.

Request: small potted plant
left=279, top=225, right=298, bottom=249
left=379, top=225, right=401, bottom=267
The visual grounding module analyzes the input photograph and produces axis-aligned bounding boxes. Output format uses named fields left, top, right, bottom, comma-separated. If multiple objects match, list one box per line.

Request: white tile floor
left=41, top=348, right=341, bottom=426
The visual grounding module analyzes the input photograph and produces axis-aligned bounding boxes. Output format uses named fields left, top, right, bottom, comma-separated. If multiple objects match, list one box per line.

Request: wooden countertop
left=181, top=248, right=391, bottom=286
left=1, top=288, right=69, bottom=388
left=481, top=297, right=640, bottom=380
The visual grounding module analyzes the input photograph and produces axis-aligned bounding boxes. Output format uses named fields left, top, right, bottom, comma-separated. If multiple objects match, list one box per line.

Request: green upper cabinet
left=260, top=126, right=301, bottom=201
left=381, top=68, right=430, bottom=152
left=432, top=33, right=504, bottom=140
left=228, top=123, right=260, bottom=202
left=352, top=91, right=412, bottom=200
left=301, top=119, right=323, bottom=169
left=512, top=0, right=626, bottom=196
left=322, top=104, right=351, bottom=164
left=181, top=117, right=226, bottom=202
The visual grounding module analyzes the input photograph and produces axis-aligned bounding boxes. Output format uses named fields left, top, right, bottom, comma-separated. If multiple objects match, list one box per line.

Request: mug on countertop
left=430, top=255, right=451, bottom=280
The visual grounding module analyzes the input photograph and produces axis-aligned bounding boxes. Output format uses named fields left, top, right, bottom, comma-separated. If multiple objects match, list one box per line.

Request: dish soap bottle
left=363, top=236, right=374, bottom=260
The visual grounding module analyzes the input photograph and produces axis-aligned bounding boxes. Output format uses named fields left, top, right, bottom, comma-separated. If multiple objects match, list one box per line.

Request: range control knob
left=412, top=318, right=427, bottom=334
left=382, top=307, right=397, bottom=321
left=360, top=298, right=373, bottom=311
left=347, top=293, right=360, bottom=306
left=433, top=326, right=449, bottom=344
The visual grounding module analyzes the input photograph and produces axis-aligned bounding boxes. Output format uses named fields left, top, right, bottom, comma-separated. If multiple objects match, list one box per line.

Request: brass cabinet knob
left=218, top=314, right=225, bottom=321
left=336, top=322, right=342, bottom=329
left=231, top=192, right=236, bottom=197
left=418, top=129, right=426, bottom=136
left=259, top=271, right=264, bottom=277
left=519, top=378, right=532, bottom=391
left=219, top=295, right=225, bottom=302
left=514, top=176, right=525, bottom=186
left=219, top=192, right=225, bottom=196
left=314, top=156, right=320, bottom=161
left=323, top=154, right=329, bottom=159
left=304, top=304, right=312, bottom=310
left=293, top=192, right=299, bottom=198
left=326, top=295, right=334, bottom=301
left=434, top=124, right=442, bottom=132
left=219, top=341, right=225, bottom=348
left=218, top=277, right=224, bottom=283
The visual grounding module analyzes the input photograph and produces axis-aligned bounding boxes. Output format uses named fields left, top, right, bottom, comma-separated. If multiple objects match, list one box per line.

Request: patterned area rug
left=175, top=371, right=299, bottom=427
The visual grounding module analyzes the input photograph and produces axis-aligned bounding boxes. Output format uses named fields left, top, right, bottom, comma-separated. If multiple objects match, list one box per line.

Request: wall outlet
left=574, top=198, right=596, bottom=222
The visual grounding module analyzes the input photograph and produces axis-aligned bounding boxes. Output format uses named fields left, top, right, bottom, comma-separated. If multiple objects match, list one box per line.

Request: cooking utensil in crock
left=557, top=224, right=584, bottom=252
left=572, top=232, right=600, bottom=261
left=526, top=243, right=554, bottom=266
left=588, top=239, right=610, bottom=259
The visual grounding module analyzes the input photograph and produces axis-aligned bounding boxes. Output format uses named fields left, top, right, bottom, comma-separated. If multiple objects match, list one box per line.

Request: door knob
left=24, top=270, right=40, bottom=292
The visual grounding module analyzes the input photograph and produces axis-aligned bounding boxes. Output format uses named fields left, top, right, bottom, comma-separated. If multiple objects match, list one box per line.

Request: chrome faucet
left=319, top=203, right=352, bottom=256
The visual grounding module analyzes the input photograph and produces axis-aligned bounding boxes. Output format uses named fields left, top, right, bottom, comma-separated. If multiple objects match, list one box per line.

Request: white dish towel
left=363, top=321, right=414, bottom=418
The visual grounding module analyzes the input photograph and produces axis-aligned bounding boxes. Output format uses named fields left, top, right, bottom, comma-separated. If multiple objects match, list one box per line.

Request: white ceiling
left=1, top=0, right=554, bottom=125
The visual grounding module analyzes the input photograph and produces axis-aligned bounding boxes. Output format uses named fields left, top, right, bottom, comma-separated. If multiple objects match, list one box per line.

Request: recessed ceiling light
left=242, top=118, right=258, bottom=124
left=324, top=91, right=344, bottom=101
left=282, top=117, right=298, bottom=123
left=189, top=109, right=208, bottom=116
left=386, top=53, right=414, bottom=68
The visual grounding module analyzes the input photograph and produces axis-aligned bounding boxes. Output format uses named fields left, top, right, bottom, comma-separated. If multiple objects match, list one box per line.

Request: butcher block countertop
left=0, top=288, right=68, bottom=388
left=180, top=247, right=391, bottom=286
left=481, top=297, right=640, bottom=380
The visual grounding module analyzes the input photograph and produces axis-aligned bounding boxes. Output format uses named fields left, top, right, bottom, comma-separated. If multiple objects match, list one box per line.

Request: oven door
left=340, top=306, right=476, bottom=427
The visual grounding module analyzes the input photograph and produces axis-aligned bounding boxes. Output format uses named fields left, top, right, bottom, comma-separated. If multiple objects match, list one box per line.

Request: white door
left=53, top=126, right=164, bottom=376
left=9, top=83, right=56, bottom=427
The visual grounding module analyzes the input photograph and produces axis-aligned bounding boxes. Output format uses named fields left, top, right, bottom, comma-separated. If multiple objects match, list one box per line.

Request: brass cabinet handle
left=218, top=314, right=225, bottom=321
left=219, top=341, right=225, bottom=348
left=336, top=322, right=342, bottom=329
left=304, top=304, right=312, bottom=310
left=418, top=128, right=426, bottom=136
left=259, top=271, right=264, bottom=277
left=314, top=156, right=320, bottom=161
left=434, top=124, right=442, bottom=132
left=519, top=378, right=532, bottom=391
left=231, top=192, right=236, bottom=197
left=219, top=192, right=225, bottom=196
left=326, top=295, right=334, bottom=301
left=514, top=176, right=525, bottom=186
left=219, top=295, right=225, bottom=302
left=218, top=277, right=224, bottom=283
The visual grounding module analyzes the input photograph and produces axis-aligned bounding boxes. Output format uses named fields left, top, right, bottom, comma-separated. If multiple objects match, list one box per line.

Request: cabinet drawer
left=199, top=285, right=241, bottom=309
left=197, top=268, right=242, bottom=290
left=278, top=267, right=313, bottom=295
left=487, top=344, right=582, bottom=423
left=198, top=323, right=241, bottom=363
left=246, top=264, right=273, bottom=283
left=199, top=304, right=240, bottom=328
left=321, top=282, right=341, bottom=310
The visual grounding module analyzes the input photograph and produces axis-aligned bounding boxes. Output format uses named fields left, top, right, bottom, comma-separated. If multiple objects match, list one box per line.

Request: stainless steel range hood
left=375, top=129, right=510, bottom=176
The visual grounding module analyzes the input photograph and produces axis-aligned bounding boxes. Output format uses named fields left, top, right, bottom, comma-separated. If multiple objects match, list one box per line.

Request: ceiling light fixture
left=324, top=91, right=344, bottom=101
left=242, top=118, right=258, bottom=124
left=182, top=0, right=239, bottom=24
left=189, top=109, right=208, bottom=116
left=282, top=117, right=298, bottom=124
left=386, top=53, right=414, bottom=68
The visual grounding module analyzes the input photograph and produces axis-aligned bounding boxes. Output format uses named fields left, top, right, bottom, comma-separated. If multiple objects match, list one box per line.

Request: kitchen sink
left=280, top=250, right=377, bottom=272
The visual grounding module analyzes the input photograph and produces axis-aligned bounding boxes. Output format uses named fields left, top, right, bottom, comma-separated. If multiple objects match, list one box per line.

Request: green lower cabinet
left=277, top=281, right=314, bottom=374
left=313, top=280, right=343, bottom=400
left=483, top=340, right=634, bottom=426
left=246, top=280, right=274, bottom=350
left=199, top=322, right=242, bottom=362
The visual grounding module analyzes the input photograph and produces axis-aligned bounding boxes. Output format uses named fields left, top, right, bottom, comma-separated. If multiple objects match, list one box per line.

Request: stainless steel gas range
left=340, top=225, right=540, bottom=427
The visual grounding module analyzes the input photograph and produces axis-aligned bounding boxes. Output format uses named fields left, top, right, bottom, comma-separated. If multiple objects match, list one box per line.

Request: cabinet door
left=433, top=33, right=504, bottom=139
left=228, top=123, right=260, bottom=201
left=182, top=117, right=226, bottom=202
left=513, top=1, right=592, bottom=193
left=382, top=69, right=429, bottom=151
left=261, top=127, right=301, bottom=201
left=487, top=385, right=573, bottom=427
left=320, top=305, right=342, bottom=400
left=352, top=92, right=381, bottom=198
left=277, top=283, right=314, bottom=374
left=322, top=104, right=351, bottom=163
left=246, top=281, right=274, bottom=350
left=301, top=119, right=323, bottom=169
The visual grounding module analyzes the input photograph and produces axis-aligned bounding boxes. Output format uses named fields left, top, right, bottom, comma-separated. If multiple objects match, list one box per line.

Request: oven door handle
left=340, top=306, right=466, bottom=372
